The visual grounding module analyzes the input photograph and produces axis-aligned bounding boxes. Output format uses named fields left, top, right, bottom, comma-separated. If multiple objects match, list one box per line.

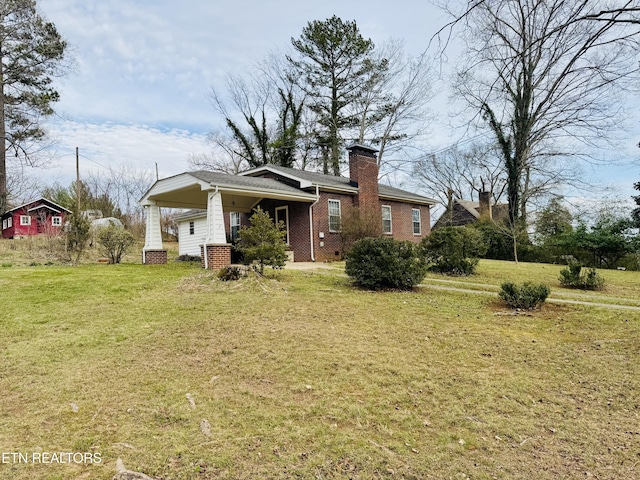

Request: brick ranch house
left=1, top=198, right=71, bottom=239
left=140, top=144, right=437, bottom=269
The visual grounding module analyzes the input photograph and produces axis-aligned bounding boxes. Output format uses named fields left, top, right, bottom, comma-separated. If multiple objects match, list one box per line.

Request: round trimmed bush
left=499, top=281, right=550, bottom=310
left=345, top=237, right=428, bottom=290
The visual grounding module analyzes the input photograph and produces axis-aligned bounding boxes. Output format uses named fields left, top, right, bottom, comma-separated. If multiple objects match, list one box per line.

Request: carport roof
left=140, top=170, right=317, bottom=210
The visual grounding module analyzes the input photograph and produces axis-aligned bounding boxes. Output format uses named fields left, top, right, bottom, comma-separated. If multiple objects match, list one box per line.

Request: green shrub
left=345, top=237, right=428, bottom=290
left=499, top=281, right=550, bottom=310
left=97, top=223, right=135, bottom=264
left=66, top=212, right=91, bottom=265
left=421, top=226, right=487, bottom=275
left=236, top=207, right=288, bottom=274
left=217, top=266, right=245, bottom=281
left=559, top=261, right=605, bottom=290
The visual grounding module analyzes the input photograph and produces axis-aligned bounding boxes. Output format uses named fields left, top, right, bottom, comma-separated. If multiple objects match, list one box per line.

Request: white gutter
left=309, top=185, right=320, bottom=262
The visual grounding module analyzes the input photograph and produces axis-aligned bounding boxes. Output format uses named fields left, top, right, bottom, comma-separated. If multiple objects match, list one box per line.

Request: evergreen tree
left=236, top=207, right=288, bottom=274
left=288, top=16, right=384, bottom=175
left=0, top=0, right=67, bottom=214
left=535, top=197, right=573, bottom=243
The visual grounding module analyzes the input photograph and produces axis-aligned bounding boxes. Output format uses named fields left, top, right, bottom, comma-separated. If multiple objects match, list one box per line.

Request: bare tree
left=6, top=163, right=44, bottom=204
left=188, top=139, right=249, bottom=174
left=201, top=51, right=309, bottom=173
left=351, top=39, right=435, bottom=175
left=413, top=141, right=506, bottom=205
left=448, top=0, right=640, bottom=227
left=208, top=73, right=274, bottom=169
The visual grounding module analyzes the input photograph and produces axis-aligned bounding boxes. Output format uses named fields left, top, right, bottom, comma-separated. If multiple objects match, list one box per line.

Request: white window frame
left=2, top=219, right=6, bottom=230
left=382, top=205, right=392, bottom=234
left=412, top=208, right=421, bottom=235
left=275, top=206, right=289, bottom=244
left=7, top=217, right=12, bottom=228
left=20, top=215, right=31, bottom=226
left=189, top=221, right=195, bottom=235
left=230, top=212, right=241, bottom=241
left=328, top=199, right=341, bottom=233
left=51, top=216, right=62, bottom=227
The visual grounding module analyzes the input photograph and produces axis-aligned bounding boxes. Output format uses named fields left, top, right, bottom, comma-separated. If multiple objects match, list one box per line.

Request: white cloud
left=37, top=120, right=209, bottom=188
left=25, top=0, right=639, bottom=206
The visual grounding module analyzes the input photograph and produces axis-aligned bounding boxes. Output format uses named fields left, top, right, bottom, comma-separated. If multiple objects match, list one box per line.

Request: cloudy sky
left=33, top=0, right=640, bottom=206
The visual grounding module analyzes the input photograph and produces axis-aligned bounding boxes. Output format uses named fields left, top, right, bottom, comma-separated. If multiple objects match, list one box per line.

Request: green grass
left=421, top=259, right=640, bottom=307
left=0, top=260, right=638, bottom=479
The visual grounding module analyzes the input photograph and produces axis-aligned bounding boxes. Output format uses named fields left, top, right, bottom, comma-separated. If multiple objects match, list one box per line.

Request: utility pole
left=76, top=147, right=81, bottom=213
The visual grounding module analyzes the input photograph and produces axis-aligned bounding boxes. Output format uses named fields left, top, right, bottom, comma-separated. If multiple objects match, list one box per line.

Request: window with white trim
left=7, top=217, right=12, bottom=228
left=189, top=221, right=195, bottom=235
left=52, top=216, right=62, bottom=227
left=382, top=205, right=392, bottom=234
left=2, top=219, right=6, bottom=230
left=20, top=215, right=31, bottom=226
left=412, top=208, right=421, bottom=235
left=230, top=212, right=241, bottom=240
left=328, top=199, right=341, bottom=232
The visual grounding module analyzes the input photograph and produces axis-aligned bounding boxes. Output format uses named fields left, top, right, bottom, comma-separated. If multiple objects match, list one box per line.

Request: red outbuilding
left=1, top=198, right=71, bottom=239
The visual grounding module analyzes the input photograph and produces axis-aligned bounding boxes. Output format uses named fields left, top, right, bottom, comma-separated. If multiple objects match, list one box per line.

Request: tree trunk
left=0, top=44, right=6, bottom=215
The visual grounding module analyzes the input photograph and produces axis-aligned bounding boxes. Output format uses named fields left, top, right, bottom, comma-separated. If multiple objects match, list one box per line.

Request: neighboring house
left=174, top=209, right=207, bottom=257
left=432, top=192, right=508, bottom=230
left=1, top=198, right=71, bottom=239
left=140, top=144, right=438, bottom=269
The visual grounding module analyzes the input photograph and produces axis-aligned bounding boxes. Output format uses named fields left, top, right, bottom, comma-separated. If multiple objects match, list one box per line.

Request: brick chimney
left=348, top=144, right=381, bottom=217
left=478, top=191, right=492, bottom=220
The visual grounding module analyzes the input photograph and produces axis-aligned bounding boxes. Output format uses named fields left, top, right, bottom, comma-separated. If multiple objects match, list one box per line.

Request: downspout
left=309, top=184, right=320, bottom=262
left=203, top=185, right=219, bottom=270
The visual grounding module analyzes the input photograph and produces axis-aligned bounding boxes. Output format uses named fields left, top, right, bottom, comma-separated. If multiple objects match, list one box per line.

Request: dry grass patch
left=0, top=264, right=638, bottom=479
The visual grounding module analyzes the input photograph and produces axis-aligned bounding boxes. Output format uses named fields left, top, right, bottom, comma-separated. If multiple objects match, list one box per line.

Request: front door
left=275, top=206, right=289, bottom=245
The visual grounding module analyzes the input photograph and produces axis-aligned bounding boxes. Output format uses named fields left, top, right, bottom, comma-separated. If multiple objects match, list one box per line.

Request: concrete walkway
left=285, top=262, right=640, bottom=312
left=424, top=283, right=640, bottom=312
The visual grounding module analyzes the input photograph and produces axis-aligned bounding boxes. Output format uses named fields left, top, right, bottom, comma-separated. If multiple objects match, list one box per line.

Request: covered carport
left=139, top=170, right=317, bottom=269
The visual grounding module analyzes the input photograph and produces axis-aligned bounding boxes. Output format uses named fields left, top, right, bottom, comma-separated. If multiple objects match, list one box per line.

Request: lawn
left=0, top=258, right=638, bottom=479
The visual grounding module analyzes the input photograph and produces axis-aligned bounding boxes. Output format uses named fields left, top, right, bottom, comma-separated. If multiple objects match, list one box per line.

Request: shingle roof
left=245, top=165, right=437, bottom=205
left=173, top=209, right=207, bottom=221
left=378, top=184, right=437, bottom=204
left=188, top=170, right=310, bottom=195
left=249, top=165, right=354, bottom=189
left=2, top=197, right=72, bottom=216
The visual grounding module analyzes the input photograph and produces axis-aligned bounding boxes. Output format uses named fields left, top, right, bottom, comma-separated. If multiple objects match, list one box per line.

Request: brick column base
left=143, top=249, right=168, bottom=265
left=200, top=244, right=232, bottom=270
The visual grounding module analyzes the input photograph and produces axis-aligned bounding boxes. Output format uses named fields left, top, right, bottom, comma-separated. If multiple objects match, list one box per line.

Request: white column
left=143, top=203, right=163, bottom=251
left=204, top=189, right=227, bottom=244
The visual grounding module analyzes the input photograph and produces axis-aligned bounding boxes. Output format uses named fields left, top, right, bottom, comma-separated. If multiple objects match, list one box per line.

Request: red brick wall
left=380, top=200, right=431, bottom=242
left=255, top=199, right=313, bottom=262
left=231, top=192, right=430, bottom=263
left=143, top=249, right=168, bottom=264
left=311, top=192, right=355, bottom=262
left=200, top=244, right=231, bottom=269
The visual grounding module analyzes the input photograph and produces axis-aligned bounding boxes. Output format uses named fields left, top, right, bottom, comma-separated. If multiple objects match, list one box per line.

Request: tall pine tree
left=288, top=16, right=383, bottom=175
left=0, top=0, right=67, bottom=214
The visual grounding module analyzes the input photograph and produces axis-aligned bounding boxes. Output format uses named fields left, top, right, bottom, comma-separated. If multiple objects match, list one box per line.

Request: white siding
left=178, top=217, right=207, bottom=256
